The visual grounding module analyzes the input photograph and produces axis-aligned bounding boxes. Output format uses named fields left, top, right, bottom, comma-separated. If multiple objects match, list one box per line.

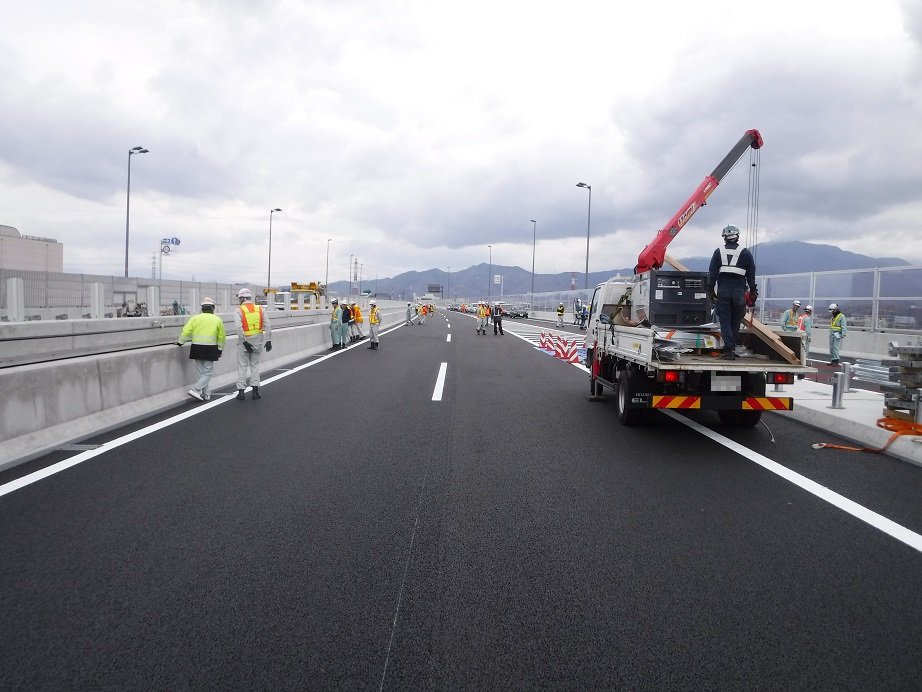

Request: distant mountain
left=326, top=241, right=912, bottom=299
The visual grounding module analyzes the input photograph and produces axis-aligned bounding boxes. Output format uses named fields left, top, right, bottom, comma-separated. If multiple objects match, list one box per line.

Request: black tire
left=616, top=369, right=642, bottom=426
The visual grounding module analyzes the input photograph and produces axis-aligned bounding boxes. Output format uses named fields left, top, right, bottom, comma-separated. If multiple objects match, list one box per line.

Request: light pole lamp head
left=576, top=182, right=590, bottom=190
left=272, top=208, right=281, bottom=212
left=130, top=146, right=148, bottom=155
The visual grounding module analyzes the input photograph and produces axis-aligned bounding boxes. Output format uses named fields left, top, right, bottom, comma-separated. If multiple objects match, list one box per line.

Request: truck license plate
left=712, top=374, right=741, bottom=392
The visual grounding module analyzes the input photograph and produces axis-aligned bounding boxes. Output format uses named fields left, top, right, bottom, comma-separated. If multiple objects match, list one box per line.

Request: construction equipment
left=584, top=129, right=815, bottom=426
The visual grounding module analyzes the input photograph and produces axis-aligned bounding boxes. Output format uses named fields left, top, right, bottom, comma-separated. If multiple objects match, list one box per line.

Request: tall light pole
left=447, top=266, right=450, bottom=301
left=577, top=182, right=592, bottom=289
left=530, top=219, right=537, bottom=299
left=267, top=208, right=282, bottom=289
left=487, top=245, right=492, bottom=299
left=124, top=146, right=149, bottom=277
left=325, top=239, right=331, bottom=296
left=349, top=253, right=354, bottom=296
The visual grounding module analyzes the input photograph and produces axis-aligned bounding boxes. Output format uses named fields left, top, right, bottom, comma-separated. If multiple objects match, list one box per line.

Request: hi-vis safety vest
left=783, top=309, right=799, bottom=330
left=353, top=305, right=363, bottom=323
left=557, top=305, right=565, bottom=315
left=478, top=304, right=489, bottom=318
left=370, top=307, right=379, bottom=324
left=830, top=313, right=845, bottom=333
left=239, top=303, right=263, bottom=337
left=718, top=245, right=747, bottom=276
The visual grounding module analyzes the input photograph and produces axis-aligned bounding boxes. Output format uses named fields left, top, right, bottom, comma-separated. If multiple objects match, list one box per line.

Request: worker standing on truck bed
left=707, top=224, right=757, bottom=360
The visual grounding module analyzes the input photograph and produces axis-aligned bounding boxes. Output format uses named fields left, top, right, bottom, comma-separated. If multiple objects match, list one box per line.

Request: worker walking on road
left=406, top=302, right=414, bottom=326
left=234, top=287, right=272, bottom=400
left=781, top=300, right=801, bottom=331
left=707, top=224, right=757, bottom=360
left=176, top=296, right=225, bottom=401
left=350, top=301, right=365, bottom=341
left=828, top=303, right=847, bottom=366
left=797, top=305, right=814, bottom=353
left=492, top=302, right=504, bottom=335
left=557, top=302, right=565, bottom=328
left=476, top=301, right=490, bottom=335
left=330, top=298, right=342, bottom=350
left=418, top=303, right=427, bottom=325
left=367, top=300, right=380, bottom=349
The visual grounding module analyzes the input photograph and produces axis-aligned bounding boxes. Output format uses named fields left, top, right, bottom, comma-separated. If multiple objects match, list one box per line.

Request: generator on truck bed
left=585, top=130, right=816, bottom=426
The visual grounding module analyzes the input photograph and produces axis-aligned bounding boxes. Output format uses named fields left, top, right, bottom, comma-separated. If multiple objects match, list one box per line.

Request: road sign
left=171, top=238, right=181, bottom=246
left=161, top=246, right=170, bottom=254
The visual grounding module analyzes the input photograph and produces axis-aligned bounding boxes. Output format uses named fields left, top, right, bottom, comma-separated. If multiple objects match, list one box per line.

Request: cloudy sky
left=2, top=0, right=920, bottom=287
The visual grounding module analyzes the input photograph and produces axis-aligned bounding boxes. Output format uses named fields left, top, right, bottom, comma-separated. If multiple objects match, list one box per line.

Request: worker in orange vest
left=350, top=301, right=365, bottom=341
left=234, top=287, right=272, bottom=400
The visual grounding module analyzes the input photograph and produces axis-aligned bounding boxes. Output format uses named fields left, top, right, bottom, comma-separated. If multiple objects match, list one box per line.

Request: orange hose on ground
left=813, top=418, right=922, bottom=453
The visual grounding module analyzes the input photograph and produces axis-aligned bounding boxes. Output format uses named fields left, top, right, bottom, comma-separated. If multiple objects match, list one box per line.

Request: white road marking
left=663, top=410, right=922, bottom=554
left=447, top=334, right=451, bottom=343
left=0, top=323, right=408, bottom=499
left=432, top=362, right=448, bottom=401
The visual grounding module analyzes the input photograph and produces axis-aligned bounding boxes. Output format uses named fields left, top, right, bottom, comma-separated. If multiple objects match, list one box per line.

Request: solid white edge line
left=0, top=323, right=410, bottom=499
left=432, top=362, right=448, bottom=401
left=446, top=334, right=451, bottom=342
left=663, top=410, right=922, bottom=554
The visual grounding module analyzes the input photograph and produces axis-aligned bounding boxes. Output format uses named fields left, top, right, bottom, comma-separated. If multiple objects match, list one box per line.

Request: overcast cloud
left=1, top=0, right=920, bottom=287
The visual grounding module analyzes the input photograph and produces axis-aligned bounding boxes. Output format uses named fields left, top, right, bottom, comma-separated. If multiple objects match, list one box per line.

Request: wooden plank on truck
left=742, top=315, right=800, bottom=365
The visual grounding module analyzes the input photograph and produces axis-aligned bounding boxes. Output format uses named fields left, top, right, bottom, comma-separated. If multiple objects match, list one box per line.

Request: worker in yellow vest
left=234, top=287, right=272, bottom=400
left=330, top=298, right=342, bottom=349
left=350, top=301, right=365, bottom=342
left=367, top=300, right=380, bottom=349
left=176, top=296, right=226, bottom=401
left=557, top=302, right=565, bottom=328
left=828, top=302, right=847, bottom=366
left=781, top=300, right=801, bottom=331
left=476, top=301, right=490, bottom=335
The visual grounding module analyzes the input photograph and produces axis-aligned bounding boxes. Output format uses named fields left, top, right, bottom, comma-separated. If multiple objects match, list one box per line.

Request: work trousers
left=193, top=359, right=215, bottom=395
left=236, top=335, right=264, bottom=389
left=406, top=311, right=413, bottom=325
left=478, top=315, right=489, bottom=332
left=493, top=316, right=504, bottom=335
left=715, top=284, right=746, bottom=353
left=340, top=322, right=350, bottom=345
left=369, top=323, right=380, bottom=343
left=829, top=332, right=843, bottom=361
left=557, top=314, right=564, bottom=327
left=330, top=322, right=341, bottom=346
left=352, top=322, right=364, bottom=339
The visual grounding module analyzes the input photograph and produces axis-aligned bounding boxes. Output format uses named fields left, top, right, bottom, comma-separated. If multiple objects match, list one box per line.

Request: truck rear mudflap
left=650, top=395, right=793, bottom=411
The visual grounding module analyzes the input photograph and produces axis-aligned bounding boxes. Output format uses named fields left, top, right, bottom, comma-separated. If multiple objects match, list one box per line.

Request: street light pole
left=267, top=208, right=282, bottom=289
left=124, top=146, right=148, bottom=277
left=325, top=239, right=331, bottom=296
left=487, top=245, right=492, bottom=300
left=530, top=219, right=537, bottom=299
left=447, top=266, right=450, bottom=301
left=577, top=182, right=592, bottom=289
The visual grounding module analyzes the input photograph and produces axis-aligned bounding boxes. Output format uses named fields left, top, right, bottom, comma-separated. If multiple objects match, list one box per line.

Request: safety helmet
left=829, top=303, right=838, bottom=312
left=237, top=287, right=252, bottom=299
left=793, top=300, right=801, bottom=307
left=351, top=301, right=356, bottom=305
left=332, top=298, right=339, bottom=304
left=369, top=300, right=376, bottom=305
left=201, top=297, right=215, bottom=307
left=805, top=305, right=813, bottom=312
left=721, top=224, right=740, bottom=241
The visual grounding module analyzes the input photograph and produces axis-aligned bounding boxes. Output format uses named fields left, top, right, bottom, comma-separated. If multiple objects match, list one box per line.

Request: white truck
left=585, top=130, right=815, bottom=426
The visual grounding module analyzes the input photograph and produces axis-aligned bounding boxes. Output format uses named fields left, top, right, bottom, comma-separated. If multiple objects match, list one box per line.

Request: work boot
left=367, top=343, right=375, bottom=349
left=188, top=388, right=204, bottom=401
left=236, top=390, right=245, bottom=401
left=251, top=387, right=261, bottom=400
left=719, top=351, right=737, bottom=360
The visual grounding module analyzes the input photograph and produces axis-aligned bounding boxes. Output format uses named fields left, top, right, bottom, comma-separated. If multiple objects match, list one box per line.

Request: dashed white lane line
left=432, top=362, right=448, bottom=401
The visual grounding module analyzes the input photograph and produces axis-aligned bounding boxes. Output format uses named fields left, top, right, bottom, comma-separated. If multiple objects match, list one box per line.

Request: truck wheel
left=616, top=369, right=642, bottom=426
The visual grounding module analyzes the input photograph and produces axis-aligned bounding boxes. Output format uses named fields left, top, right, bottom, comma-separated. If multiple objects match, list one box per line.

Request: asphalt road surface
left=2, top=311, right=921, bottom=691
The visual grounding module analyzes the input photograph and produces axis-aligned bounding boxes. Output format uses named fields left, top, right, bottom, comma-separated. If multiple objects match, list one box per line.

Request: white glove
left=834, top=333, right=842, bottom=340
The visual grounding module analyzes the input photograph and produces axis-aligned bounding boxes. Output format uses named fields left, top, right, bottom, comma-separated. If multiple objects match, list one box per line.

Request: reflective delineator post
left=829, top=372, right=846, bottom=409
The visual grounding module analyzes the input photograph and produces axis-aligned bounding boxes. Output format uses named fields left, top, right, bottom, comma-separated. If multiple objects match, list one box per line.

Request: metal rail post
left=829, top=372, right=846, bottom=409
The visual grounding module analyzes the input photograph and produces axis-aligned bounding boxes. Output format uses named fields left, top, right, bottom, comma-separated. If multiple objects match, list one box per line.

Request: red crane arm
left=634, top=129, right=763, bottom=274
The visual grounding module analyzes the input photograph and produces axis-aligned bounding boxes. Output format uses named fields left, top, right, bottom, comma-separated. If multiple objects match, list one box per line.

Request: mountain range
left=326, top=241, right=912, bottom=300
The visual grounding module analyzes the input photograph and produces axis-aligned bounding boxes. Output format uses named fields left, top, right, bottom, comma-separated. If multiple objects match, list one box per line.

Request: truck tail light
left=661, top=370, right=681, bottom=383
left=769, top=372, right=794, bottom=385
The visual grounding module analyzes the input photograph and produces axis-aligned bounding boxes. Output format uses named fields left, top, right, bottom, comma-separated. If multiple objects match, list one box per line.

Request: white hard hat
left=793, top=300, right=801, bottom=307
left=332, top=298, right=339, bottom=304
left=201, top=297, right=215, bottom=307
left=369, top=300, right=376, bottom=305
left=237, top=287, right=252, bottom=299
left=351, top=301, right=356, bottom=305
left=829, top=303, right=838, bottom=311
left=805, top=305, right=813, bottom=312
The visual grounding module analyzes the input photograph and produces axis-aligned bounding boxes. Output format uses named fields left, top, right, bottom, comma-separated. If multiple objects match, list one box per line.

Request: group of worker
left=404, top=302, right=435, bottom=326
left=175, top=287, right=272, bottom=402
left=708, top=223, right=847, bottom=365
left=330, top=298, right=375, bottom=349
left=176, top=291, right=386, bottom=403
left=473, top=300, right=505, bottom=335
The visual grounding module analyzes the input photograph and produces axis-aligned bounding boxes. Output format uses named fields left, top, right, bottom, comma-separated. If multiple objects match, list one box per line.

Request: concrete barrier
left=0, top=309, right=403, bottom=470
